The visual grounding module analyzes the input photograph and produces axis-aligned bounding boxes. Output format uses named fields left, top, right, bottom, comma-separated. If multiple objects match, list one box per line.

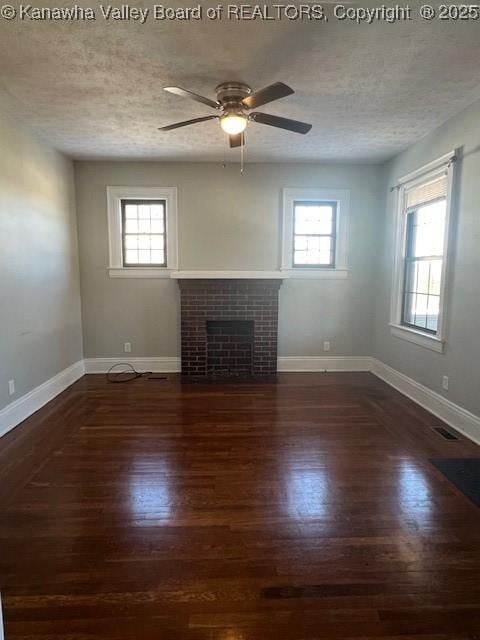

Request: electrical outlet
left=124, top=342, right=131, bottom=353
left=323, top=341, right=331, bottom=352
left=8, top=379, right=15, bottom=396
left=442, top=375, right=449, bottom=391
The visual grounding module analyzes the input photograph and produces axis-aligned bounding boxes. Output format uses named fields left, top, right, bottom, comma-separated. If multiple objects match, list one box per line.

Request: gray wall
left=74, top=161, right=383, bottom=359
left=373, top=99, right=480, bottom=417
left=0, top=110, right=83, bottom=410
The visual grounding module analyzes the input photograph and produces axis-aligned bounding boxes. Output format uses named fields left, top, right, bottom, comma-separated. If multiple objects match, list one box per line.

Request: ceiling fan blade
left=250, top=112, right=312, bottom=134
left=158, top=115, right=218, bottom=131
left=242, top=82, right=294, bottom=110
left=164, top=86, right=220, bottom=109
left=229, top=133, right=245, bottom=148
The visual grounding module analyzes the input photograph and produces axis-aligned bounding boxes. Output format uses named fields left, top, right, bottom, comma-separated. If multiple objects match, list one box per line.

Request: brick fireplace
left=177, top=278, right=283, bottom=378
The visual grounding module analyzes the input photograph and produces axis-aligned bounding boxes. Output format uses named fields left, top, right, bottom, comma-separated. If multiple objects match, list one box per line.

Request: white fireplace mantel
left=170, top=271, right=289, bottom=279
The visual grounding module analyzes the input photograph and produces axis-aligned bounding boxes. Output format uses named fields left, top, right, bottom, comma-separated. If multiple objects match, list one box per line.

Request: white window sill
left=108, top=267, right=173, bottom=279
left=282, top=268, right=348, bottom=280
left=389, top=323, right=445, bottom=353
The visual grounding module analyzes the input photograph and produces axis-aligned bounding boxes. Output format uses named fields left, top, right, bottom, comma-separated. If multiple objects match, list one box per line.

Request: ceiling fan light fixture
left=220, top=113, right=247, bottom=135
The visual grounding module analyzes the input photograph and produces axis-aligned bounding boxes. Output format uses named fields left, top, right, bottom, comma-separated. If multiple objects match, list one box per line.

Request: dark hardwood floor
left=1, top=372, right=479, bottom=639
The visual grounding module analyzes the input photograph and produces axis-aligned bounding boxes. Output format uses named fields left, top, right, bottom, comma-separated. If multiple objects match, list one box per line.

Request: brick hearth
left=178, top=279, right=282, bottom=377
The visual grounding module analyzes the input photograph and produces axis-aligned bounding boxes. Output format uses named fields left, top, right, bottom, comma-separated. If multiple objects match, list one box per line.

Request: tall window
left=390, top=151, right=455, bottom=352
left=293, top=201, right=336, bottom=267
left=402, top=187, right=447, bottom=333
left=121, top=199, right=166, bottom=267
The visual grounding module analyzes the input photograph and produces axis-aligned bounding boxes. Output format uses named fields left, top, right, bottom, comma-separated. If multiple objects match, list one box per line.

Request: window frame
left=106, top=186, right=178, bottom=278
left=389, top=151, right=456, bottom=352
left=292, top=200, right=337, bottom=269
left=121, top=199, right=168, bottom=268
left=282, top=188, right=349, bottom=279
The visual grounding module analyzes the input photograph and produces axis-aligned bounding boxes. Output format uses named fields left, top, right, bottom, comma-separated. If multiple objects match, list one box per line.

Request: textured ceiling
left=1, top=1, right=480, bottom=162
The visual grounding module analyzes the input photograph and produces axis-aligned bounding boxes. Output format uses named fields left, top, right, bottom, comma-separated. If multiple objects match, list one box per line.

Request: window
left=106, top=187, right=177, bottom=278
left=122, top=200, right=167, bottom=267
left=293, top=201, right=336, bottom=267
left=282, top=188, right=349, bottom=278
left=390, top=151, right=456, bottom=352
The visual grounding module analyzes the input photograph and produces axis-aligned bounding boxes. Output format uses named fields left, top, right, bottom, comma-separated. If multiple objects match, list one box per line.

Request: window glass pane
left=294, top=204, right=333, bottom=234
left=125, top=219, right=138, bottom=233
left=294, top=236, right=307, bottom=251
left=429, top=260, right=442, bottom=296
left=150, top=205, right=164, bottom=219
left=151, top=250, right=164, bottom=264
left=294, top=250, right=307, bottom=264
left=404, top=293, right=416, bottom=325
left=138, top=205, right=151, bottom=218
left=293, top=201, right=334, bottom=267
left=125, top=249, right=138, bottom=264
left=138, top=219, right=150, bottom=233
left=319, top=237, right=331, bottom=253
left=150, top=235, right=164, bottom=250
left=150, top=219, right=164, bottom=233
left=410, top=200, right=446, bottom=257
left=125, top=204, right=137, bottom=218
left=413, top=293, right=428, bottom=328
left=138, top=250, right=150, bottom=264
left=426, top=314, right=438, bottom=333
left=403, top=196, right=447, bottom=333
left=416, top=261, right=431, bottom=294
left=122, top=200, right=167, bottom=267
left=404, top=261, right=417, bottom=294
left=426, top=295, right=440, bottom=332
left=125, top=235, right=138, bottom=249
left=138, top=235, right=150, bottom=250
left=306, top=236, right=320, bottom=252
left=294, top=249, right=332, bottom=265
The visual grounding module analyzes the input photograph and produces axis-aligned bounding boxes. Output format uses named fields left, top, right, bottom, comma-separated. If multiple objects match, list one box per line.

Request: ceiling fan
left=159, top=82, right=312, bottom=147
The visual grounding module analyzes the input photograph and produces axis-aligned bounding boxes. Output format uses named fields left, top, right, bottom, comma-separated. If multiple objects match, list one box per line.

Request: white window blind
left=406, top=175, right=447, bottom=210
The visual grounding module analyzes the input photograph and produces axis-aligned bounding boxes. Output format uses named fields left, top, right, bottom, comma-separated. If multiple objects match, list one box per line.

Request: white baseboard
left=85, top=356, right=371, bottom=374
left=2, top=355, right=479, bottom=449
left=83, top=357, right=181, bottom=374
left=0, top=360, right=85, bottom=439
left=277, top=356, right=372, bottom=372
left=371, top=358, right=480, bottom=446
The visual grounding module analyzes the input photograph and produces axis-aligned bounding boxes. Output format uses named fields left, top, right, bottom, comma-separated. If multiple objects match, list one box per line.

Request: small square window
left=121, top=199, right=167, bottom=267
left=293, top=201, right=337, bottom=268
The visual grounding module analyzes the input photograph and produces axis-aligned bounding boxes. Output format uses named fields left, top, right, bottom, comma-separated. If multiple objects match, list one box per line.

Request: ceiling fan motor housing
left=215, top=82, right=251, bottom=112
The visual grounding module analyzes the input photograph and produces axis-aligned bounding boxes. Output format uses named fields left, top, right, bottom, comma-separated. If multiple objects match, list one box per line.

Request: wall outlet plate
left=442, top=375, right=449, bottom=390
left=124, top=342, right=131, bottom=353
left=323, top=341, right=331, bottom=352
left=8, top=379, right=15, bottom=396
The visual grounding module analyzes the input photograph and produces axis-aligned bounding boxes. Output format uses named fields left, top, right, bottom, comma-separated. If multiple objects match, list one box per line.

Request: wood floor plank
left=0, top=372, right=479, bottom=639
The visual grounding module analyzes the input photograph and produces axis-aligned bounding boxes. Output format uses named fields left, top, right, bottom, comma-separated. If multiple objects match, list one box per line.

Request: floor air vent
left=433, top=426, right=459, bottom=441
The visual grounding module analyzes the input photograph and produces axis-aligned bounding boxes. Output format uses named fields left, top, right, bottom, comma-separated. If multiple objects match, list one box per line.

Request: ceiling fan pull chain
left=240, top=131, right=244, bottom=173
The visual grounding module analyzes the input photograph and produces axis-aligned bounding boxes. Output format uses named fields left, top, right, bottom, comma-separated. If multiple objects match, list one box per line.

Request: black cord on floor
left=106, top=362, right=166, bottom=383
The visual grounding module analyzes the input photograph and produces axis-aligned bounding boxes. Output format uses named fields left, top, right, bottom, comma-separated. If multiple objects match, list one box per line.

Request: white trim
left=389, top=323, right=445, bottom=353
left=84, top=357, right=181, bottom=374
left=282, top=188, right=350, bottom=274
left=0, top=593, right=3, bottom=640
left=170, top=270, right=287, bottom=280
left=281, top=268, right=348, bottom=280
left=278, top=356, right=371, bottom=372
left=396, top=150, right=456, bottom=186
left=371, top=359, right=480, bottom=446
left=390, top=153, right=456, bottom=348
left=106, top=186, right=178, bottom=273
left=108, top=267, right=174, bottom=279
left=0, top=361, right=85, bottom=439
left=2, top=356, right=479, bottom=449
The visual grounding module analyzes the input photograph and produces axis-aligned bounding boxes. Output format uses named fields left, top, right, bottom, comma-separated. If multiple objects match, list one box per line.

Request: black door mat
left=430, top=458, right=480, bottom=507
